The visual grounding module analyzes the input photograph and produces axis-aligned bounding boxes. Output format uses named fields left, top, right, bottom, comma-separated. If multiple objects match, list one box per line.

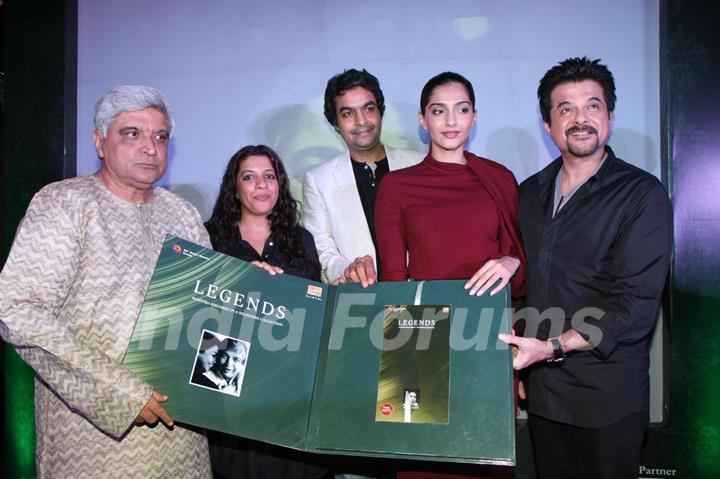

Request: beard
left=566, top=125, right=602, bottom=158
left=568, top=136, right=601, bottom=157
left=350, top=125, right=380, bottom=150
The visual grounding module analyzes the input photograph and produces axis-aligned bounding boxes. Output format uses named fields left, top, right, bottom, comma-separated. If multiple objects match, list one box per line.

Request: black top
left=209, top=224, right=321, bottom=281
left=519, top=146, right=672, bottom=427
left=205, top=223, right=327, bottom=478
left=351, top=156, right=389, bottom=275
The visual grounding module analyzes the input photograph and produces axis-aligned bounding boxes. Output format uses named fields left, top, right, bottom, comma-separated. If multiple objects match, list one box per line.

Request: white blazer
left=302, top=146, right=424, bottom=283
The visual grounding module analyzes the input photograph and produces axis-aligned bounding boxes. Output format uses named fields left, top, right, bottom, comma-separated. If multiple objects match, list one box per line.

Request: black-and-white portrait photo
left=189, top=330, right=250, bottom=397
left=403, top=389, right=420, bottom=409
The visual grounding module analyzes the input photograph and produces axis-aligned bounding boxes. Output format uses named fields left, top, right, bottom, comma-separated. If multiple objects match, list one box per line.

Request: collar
left=351, top=156, right=388, bottom=171
left=537, top=145, right=618, bottom=200
left=555, top=151, right=608, bottom=196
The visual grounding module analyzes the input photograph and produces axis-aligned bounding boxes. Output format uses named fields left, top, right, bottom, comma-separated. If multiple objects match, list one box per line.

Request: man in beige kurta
left=0, top=85, right=212, bottom=478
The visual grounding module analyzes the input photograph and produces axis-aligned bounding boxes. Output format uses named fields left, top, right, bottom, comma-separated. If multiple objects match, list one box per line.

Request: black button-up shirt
left=210, top=225, right=320, bottom=281
left=518, top=146, right=672, bottom=427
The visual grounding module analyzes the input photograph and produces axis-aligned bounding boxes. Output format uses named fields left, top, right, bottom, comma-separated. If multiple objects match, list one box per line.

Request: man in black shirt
left=303, top=69, right=423, bottom=285
left=499, top=57, right=672, bottom=479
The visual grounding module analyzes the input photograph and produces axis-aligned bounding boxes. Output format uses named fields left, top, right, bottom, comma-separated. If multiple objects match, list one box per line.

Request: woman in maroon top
left=375, top=72, right=525, bottom=298
left=372, top=71, right=525, bottom=479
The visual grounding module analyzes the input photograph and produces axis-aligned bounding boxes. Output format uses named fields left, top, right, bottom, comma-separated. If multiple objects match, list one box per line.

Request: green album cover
left=123, top=236, right=329, bottom=449
left=124, top=235, right=515, bottom=465
left=375, top=305, right=450, bottom=424
left=307, top=281, right=514, bottom=465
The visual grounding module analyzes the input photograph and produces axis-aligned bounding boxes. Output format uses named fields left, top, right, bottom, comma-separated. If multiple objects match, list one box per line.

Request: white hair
left=93, top=85, right=174, bottom=136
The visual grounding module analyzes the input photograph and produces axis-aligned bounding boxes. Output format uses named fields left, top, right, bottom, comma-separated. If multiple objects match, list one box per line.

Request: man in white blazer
left=303, top=69, right=424, bottom=284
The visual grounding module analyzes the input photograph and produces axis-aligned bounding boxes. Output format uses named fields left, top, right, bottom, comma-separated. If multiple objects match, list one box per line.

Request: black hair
left=538, top=56, right=616, bottom=124
left=324, top=68, right=385, bottom=127
left=420, top=71, right=475, bottom=114
left=205, top=145, right=319, bottom=273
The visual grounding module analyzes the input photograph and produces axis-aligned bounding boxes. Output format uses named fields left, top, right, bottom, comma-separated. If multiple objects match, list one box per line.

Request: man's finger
left=363, top=260, right=377, bottom=285
left=151, top=390, right=168, bottom=402
left=498, top=333, right=517, bottom=346
left=143, top=390, right=173, bottom=426
left=146, top=398, right=173, bottom=426
left=345, top=265, right=360, bottom=283
left=356, top=259, right=376, bottom=287
left=134, top=411, right=153, bottom=425
left=356, top=263, right=369, bottom=287
left=151, top=403, right=173, bottom=426
left=135, top=405, right=160, bottom=426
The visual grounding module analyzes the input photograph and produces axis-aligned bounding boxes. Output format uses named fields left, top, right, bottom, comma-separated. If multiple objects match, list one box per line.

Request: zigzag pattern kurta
left=0, top=175, right=212, bottom=478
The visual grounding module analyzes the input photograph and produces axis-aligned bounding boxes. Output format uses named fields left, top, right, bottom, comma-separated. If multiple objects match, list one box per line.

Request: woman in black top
left=204, top=145, right=327, bottom=478
left=205, top=144, right=320, bottom=281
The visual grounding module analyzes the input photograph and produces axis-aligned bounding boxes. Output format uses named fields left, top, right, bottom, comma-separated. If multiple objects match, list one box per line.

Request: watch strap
left=547, top=336, right=566, bottom=363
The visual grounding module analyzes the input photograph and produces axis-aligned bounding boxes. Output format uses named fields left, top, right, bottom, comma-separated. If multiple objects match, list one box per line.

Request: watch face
left=549, top=337, right=566, bottom=362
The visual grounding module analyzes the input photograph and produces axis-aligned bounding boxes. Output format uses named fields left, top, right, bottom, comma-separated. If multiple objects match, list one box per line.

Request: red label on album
left=380, top=403, right=394, bottom=416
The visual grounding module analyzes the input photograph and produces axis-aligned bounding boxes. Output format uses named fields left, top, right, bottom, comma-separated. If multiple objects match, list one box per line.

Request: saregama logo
left=307, top=285, right=323, bottom=298
left=171, top=243, right=211, bottom=261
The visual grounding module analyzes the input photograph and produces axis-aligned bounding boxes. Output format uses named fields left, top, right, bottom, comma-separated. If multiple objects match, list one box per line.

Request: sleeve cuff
left=581, top=316, right=618, bottom=359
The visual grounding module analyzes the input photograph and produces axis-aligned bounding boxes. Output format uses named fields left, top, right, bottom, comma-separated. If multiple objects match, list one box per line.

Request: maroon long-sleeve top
left=375, top=151, right=525, bottom=298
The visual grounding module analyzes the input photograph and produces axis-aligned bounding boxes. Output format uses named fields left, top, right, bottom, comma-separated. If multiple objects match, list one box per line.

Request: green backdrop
left=2, top=1, right=76, bottom=477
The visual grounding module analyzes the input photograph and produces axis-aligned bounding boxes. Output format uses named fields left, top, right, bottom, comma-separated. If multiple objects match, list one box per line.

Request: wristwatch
left=547, top=336, right=566, bottom=363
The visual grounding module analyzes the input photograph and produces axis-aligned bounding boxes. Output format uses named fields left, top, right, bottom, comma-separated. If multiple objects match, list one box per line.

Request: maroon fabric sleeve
left=465, top=152, right=526, bottom=298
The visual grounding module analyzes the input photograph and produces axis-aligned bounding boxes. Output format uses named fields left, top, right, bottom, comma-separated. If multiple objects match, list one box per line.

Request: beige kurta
left=0, top=175, right=212, bottom=478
